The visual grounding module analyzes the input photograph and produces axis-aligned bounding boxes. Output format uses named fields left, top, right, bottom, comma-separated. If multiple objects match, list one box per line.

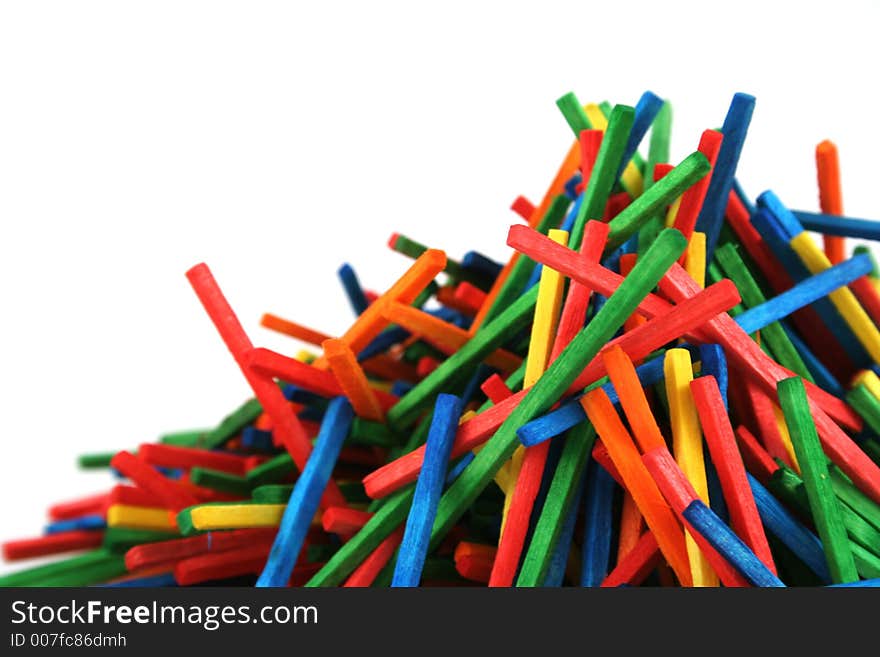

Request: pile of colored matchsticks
left=5, top=91, right=880, bottom=588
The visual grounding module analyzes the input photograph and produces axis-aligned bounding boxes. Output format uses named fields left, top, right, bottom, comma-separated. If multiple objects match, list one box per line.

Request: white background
left=1, top=1, right=879, bottom=569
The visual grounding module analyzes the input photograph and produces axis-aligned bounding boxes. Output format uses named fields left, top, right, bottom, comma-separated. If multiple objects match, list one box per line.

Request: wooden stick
left=694, top=93, right=755, bottom=261
left=570, top=105, right=635, bottom=248
left=323, top=340, right=385, bottom=422
left=673, top=129, right=723, bottom=244
left=124, top=529, right=275, bottom=571
left=107, top=504, right=177, bottom=532
left=691, top=376, right=776, bottom=574
left=682, top=500, right=784, bottom=587
left=138, top=443, right=254, bottom=477
left=380, top=301, right=521, bottom=372
left=581, top=458, right=617, bottom=586
left=601, top=531, right=661, bottom=587
left=777, top=377, right=858, bottom=583
left=663, top=349, right=718, bottom=586
left=175, top=543, right=274, bottom=585
left=392, top=395, right=461, bottom=586
left=684, top=232, right=707, bottom=288
left=601, top=345, right=665, bottom=452
left=747, top=473, right=830, bottom=583
left=734, top=425, right=780, bottom=484
left=257, top=398, right=354, bottom=587
left=793, top=210, right=880, bottom=241
left=617, top=491, right=645, bottom=562
left=816, top=140, right=845, bottom=264
left=322, top=507, right=373, bottom=535
left=3, top=531, right=104, bottom=561
left=344, top=529, right=404, bottom=587
left=454, top=541, right=496, bottom=583
left=551, top=222, right=608, bottom=359
left=110, top=451, right=199, bottom=512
